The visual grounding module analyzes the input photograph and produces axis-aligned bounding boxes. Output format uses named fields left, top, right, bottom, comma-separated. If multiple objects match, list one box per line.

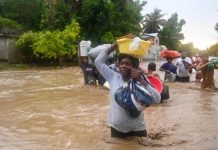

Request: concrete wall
left=0, top=37, right=21, bottom=63
left=0, top=37, right=8, bottom=60
left=143, top=36, right=162, bottom=61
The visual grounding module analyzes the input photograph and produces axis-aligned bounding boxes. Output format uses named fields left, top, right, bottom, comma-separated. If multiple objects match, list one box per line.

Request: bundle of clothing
left=115, top=78, right=161, bottom=118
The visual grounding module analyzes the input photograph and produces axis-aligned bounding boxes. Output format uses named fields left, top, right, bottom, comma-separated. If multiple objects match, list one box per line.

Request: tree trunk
left=59, top=56, right=62, bottom=69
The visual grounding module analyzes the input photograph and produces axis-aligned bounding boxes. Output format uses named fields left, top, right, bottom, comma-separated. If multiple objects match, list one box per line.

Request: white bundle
left=128, top=37, right=142, bottom=51
left=88, top=44, right=114, bottom=59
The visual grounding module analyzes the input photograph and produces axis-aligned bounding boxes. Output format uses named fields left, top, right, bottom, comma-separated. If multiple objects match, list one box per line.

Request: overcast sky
left=141, top=0, right=218, bottom=50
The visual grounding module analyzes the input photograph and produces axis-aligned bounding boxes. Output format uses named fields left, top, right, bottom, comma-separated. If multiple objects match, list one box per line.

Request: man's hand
left=131, top=68, right=143, bottom=81
left=108, top=42, right=118, bottom=54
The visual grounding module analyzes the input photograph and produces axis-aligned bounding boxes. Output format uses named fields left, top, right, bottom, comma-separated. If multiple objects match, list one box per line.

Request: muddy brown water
left=0, top=62, right=218, bottom=150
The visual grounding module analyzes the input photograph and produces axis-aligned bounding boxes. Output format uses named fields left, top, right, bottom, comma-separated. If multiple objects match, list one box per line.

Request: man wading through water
left=95, top=42, right=161, bottom=139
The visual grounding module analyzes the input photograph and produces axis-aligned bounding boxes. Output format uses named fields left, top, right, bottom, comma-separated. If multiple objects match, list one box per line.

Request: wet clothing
left=111, top=127, right=147, bottom=138
left=175, top=57, right=192, bottom=82
left=160, top=62, right=177, bottom=82
left=175, top=76, right=190, bottom=82
left=80, top=64, right=96, bottom=85
left=95, top=48, right=160, bottom=135
left=160, top=62, right=177, bottom=74
left=201, top=65, right=215, bottom=89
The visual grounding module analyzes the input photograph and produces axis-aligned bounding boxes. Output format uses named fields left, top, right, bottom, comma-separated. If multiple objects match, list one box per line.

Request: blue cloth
left=114, top=79, right=154, bottom=118
left=160, top=62, right=177, bottom=74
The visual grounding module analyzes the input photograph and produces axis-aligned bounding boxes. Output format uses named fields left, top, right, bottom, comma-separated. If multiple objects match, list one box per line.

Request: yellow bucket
left=117, top=37, right=151, bottom=58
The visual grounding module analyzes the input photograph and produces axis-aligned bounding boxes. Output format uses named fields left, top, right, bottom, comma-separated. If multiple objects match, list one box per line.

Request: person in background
left=159, top=57, right=177, bottom=82
left=175, top=51, right=194, bottom=82
left=188, top=53, right=195, bottom=74
left=195, top=55, right=202, bottom=82
left=78, top=41, right=96, bottom=85
left=196, top=51, right=218, bottom=89
left=95, top=42, right=160, bottom=139
left=147, top=62, right=170, bottom=102
left=147, top=62, right=160, bottom=79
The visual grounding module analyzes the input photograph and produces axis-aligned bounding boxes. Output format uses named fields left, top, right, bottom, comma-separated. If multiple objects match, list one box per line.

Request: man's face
left=181, top=52, right=186, bottom=59
left=167, top=58, right=173, bottom=63
left=119, top=58, right=133, bottom=78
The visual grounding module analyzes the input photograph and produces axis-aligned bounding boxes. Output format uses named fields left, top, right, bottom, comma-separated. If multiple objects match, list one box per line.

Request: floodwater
left=0, top=63, right=218, bottom=150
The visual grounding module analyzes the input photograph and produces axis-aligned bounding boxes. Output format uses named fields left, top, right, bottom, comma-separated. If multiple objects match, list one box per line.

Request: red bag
left=160, top=50, right=180, bottom=59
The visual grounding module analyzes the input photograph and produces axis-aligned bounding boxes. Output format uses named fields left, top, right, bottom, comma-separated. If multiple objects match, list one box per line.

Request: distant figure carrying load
left=95, top=41, right=160, bottom=138
left=196, top=51, right=218, bottom=89
left=78, top=40, right=96, bottom=85
left=159, top=58, right=177, bottom=82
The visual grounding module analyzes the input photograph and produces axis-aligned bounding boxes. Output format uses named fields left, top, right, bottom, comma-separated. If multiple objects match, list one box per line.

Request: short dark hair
left=118, top=54, right=139, bottom=68
left=147, top=62, right=156, bottom=71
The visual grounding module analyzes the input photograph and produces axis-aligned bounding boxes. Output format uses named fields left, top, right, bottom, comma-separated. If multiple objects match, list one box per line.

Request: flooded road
left=0, top=64, right=218, bottom=150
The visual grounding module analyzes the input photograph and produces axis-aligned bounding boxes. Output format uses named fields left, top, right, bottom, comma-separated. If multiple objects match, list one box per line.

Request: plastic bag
left=88, top=44, right=114, bottom=59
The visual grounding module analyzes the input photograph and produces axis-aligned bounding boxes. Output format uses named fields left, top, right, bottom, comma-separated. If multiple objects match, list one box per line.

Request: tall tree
left=215, top=22, right=218, bottom=33
left=78, top=0, right=146, bottom=45
left=180, top=42, right=198, bottom=56
left=0, top=0, right=43, bottom=31
left=142, top=8, right=166, bottom=33
left=159, top=13, right=185, bottom=50
left=208, top=43, right=218, bottom=56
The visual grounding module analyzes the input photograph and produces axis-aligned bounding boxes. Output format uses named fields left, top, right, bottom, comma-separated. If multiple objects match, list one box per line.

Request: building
left=0, top=26, right=22, bottom=63
left=140, top=33, right=162, bottom=61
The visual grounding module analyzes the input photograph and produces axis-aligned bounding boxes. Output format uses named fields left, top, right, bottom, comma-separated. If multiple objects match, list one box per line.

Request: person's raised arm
left=95, top=42, right=118, bottom=82
left=196, top=62, right=211, bottom=71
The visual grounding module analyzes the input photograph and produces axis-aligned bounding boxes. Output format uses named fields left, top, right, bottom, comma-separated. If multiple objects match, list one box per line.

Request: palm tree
left=215, top=22, right=218, bottom=33
left=142, top=8, right=166, bottom=33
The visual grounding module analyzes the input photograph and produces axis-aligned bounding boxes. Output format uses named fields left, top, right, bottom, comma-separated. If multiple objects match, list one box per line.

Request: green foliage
left=142, top=8, right=166, bottom=33
left=215, top=23, right=218, bottom=33
left=16, top=31, right=36, bottom=62
left=78, top=0, right=146, bottom=44
left=0, top=16, right=22, bottom=30
left=16, top=31, right=36, bottom=50
left=33, top=20, right=80, bottom=60
left=208, top=43, right=218, bottom=56
left=180, top=42, right=198, bottom=56
left=33, top=31, right=64, bottom=59
left=62, top=20, right=80, bottom=56
left=0, top=0, right=43, bottom=31
left=100, top=32, right=115, bottom=43
left=16, top=20, right=80, bottom=65
left=159, top=13, right=185, bottom=50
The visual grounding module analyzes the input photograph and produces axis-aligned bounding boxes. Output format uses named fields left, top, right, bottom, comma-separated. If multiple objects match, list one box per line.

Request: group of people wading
left=78, top=40, right=218, bottom=140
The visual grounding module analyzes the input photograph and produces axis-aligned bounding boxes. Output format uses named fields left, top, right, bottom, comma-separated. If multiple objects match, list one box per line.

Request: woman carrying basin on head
left=95, top=41, right=161, bottom=138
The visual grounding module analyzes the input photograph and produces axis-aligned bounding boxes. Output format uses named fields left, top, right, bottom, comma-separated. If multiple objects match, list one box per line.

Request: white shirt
left=175, top=57, right=192, bottom=77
